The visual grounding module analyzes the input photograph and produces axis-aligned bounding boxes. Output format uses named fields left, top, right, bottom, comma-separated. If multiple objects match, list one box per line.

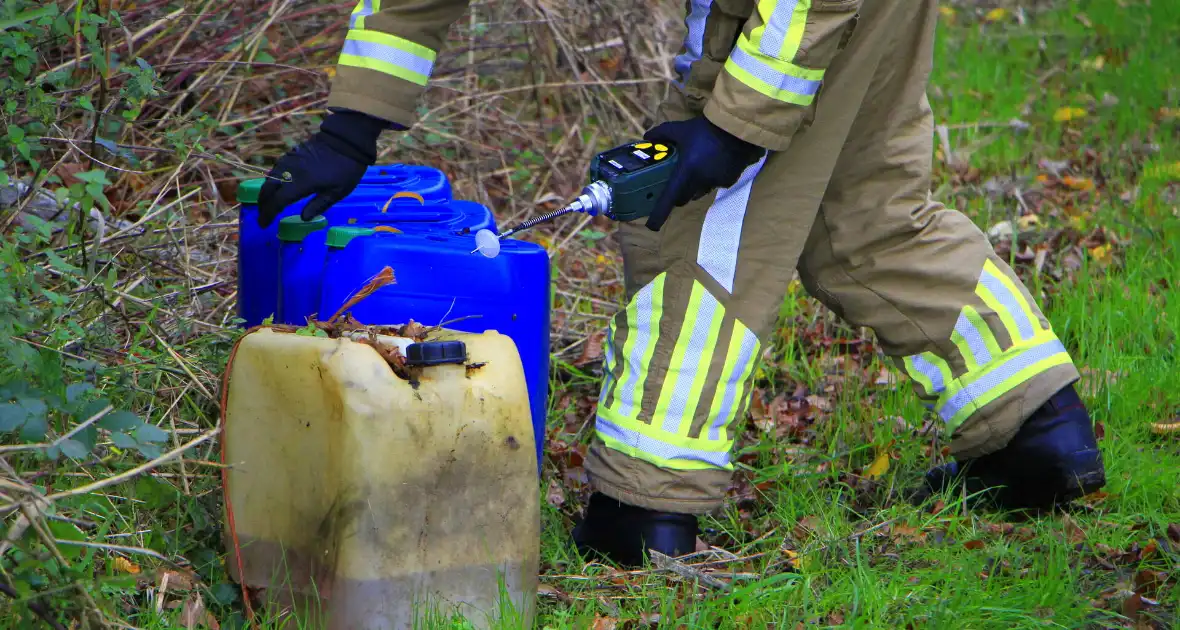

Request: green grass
left=3, top=1, right=1177, bottom=628
left=531, top=1, right=1180, bottom=628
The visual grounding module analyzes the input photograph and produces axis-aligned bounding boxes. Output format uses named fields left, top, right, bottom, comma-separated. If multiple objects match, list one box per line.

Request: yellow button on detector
left=655, top=144, right=668, bottom=152
left=635, top=142, right=653, bottom=149
left=654, top=152, right=668, bottom=160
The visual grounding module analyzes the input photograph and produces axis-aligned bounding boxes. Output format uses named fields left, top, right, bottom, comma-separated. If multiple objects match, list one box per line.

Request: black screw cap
left=404, top=340, right=467, bottom=366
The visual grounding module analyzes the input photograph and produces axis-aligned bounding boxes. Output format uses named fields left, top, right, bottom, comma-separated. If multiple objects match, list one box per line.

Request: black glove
left=642, top=116, right=767, bottom=231
left=256, top=109, right=396, bottom=228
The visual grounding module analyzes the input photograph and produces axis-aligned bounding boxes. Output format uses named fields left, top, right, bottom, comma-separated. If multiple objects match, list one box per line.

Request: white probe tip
left=474, top=228, right=501, bottom=258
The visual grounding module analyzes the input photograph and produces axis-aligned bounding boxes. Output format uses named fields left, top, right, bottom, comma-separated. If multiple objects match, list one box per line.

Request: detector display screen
left=597, top=142, right=672, bottom=179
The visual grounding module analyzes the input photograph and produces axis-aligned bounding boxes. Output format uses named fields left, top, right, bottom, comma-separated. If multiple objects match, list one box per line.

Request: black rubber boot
left=571, top=492, right=698, bottom=568
left=924, top=384, right=1106, bottom=510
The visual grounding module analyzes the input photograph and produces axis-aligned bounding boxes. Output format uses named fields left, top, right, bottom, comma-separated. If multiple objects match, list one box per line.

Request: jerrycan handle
left=405, top=340, right=467, bottom=366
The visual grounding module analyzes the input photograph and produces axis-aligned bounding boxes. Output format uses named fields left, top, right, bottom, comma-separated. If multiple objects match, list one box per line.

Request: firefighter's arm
left=325, top=0, right=472, bottom=128
left=703, top=0, right=861, bottom=151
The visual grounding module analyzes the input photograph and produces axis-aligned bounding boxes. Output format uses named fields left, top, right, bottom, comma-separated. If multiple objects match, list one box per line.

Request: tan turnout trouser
left=585, top=0, right=1081, bottom=514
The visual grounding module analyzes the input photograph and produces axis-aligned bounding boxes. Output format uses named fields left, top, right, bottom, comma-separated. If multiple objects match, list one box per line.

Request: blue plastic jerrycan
left=274, top=200, right=501, bottom=326
left=236, top=164, right=465, bottom=328
left=316, top=225, right=552, bottom=470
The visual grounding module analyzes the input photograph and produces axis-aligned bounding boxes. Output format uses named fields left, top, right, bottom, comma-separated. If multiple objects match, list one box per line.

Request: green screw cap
left=326, top=226, right=376, bottom=249
left=237, top=178, right=265, bottom=204
left=278, top=215, right=328, bottom=242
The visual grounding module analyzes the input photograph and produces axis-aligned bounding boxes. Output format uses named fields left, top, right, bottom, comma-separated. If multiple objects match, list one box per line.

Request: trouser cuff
left=584, top=441, right=730, bottom=515
left=948, top=362, right=1082, bottom=459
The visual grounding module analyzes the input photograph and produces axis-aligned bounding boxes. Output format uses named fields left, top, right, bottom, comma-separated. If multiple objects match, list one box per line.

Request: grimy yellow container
left=219, top=326, right=540, bottom=629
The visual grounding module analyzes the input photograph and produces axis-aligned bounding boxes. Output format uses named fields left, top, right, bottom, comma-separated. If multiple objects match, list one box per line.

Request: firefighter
left=255, top=0, right=1107, bottom=569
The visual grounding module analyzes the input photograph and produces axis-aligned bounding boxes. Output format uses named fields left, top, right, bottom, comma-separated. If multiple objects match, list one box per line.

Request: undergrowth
left=0, top=0, right=1177, bottom=628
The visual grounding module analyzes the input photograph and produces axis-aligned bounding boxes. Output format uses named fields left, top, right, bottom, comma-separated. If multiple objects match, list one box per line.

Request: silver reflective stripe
left=938, top=339, right=1067, bottom=422
left=911, top=354, right=946, bottom=395
left=600, top=324, right=616, bottom=395
left=759, top=0, right=801, bottom=58
left=954, top=310, right=993, bottom=367
left=728, top=46, right=822, bottom=98
left=697, top=155, right=767, bottom=293
left=673, top=0, right=713, bottom=83
left=708, top=326, right=758, bottom=441
left=978, top=267, right=1035, bottom=342
left=341, top=38, right=434, bottom=78
left=350, top=0, right=373, bottom=29
left=597, top=416, right=730, bottom=468
left=614, top=282, right=657, bottom=418
left=661, top=289, right=721, bottom=433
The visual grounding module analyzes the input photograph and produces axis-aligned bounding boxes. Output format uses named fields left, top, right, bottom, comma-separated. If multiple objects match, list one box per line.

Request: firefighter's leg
left=577, top=0, right=902, bottom=567
left=795, top=0, right=1105, bottom=508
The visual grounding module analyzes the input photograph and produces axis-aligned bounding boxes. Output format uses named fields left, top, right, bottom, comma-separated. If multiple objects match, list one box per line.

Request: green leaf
left=60, top=439, right=88, bottom=459
left=135, top=443, right=163, bottom=459
left=133, top=423, right=168, bottom=443
left=20, top=413, right=48, bottom=442
left=0, top=4, right=59, bottom=31
left=7, top=125, right=25, bottom=142
left=66, top=382, right=94, bottom=404
left=74, top=169, right=111, bottom=186
left=47, top=520, right=86, bottom=560
left=109, top=431, right=137, bottom=449
left=254, top=51, right=276, bottom=64
left=0, top=403, right=26, bottom=432
left=211, top=582, right=240, bottom=606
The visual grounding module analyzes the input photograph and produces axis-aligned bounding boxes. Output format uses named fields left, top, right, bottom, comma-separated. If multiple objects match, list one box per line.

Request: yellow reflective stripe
left=725, top=34, right=824, bottom=106
left=950, top=305, right=1002, bottom=373
left=349, top=0, right=375, bottom=29
left=653, top=281, right=724, bottom=436
left=338, top=30, right=437, bottom=86
left=705, top=321, right=760, bottom=444
left=597, top=406, right=734, bottom=472
left=607, top=274, right=665, bottom=418
left=902, top=352, right=952, bottom=398
left=938, top=336, right=1073, bottom=432
left=751, top=0, right=811, bottom=61
left=974, top=259, right=1045, bottom=345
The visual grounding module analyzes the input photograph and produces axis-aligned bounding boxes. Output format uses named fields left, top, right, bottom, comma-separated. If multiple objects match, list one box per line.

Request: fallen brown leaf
left=159, top=570, right=199, bottom=592
left=1122, top=592, right=1143, bottom=623
left=573, top=330, right=606, bottom=367
left=592, top=615, right=620, bottom=630
left=964, top=540, right=986, bottom=551
left=180, top=593, right=219, bottom=630
left=545, top=478, right=565, bottom=508
left=1134, top=570, right=1166, bottom=598
left=1062, top=514, right=1087, bottom=544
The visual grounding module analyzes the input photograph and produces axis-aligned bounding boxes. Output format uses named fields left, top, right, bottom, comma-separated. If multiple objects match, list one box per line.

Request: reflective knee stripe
left=338, top=29, right=436, bottom=86
left=596, top=276, right=760, bottom=472
left=705, top=320, right=760, bottom=442
left=755, top=0, right=810, bottom=60
left=654, top=281, right=725, bottom=435
left=673, top=0, right=713, bottom=85
left=725, top=37, right=825, bottom=105
left=975, top=259, right=1041, bottom=343
left=903, top=352, right=952, bottom=398
left=902, top=259, right=1074, bottom=433
left=349, top=0, right=378, bottom=29
left=938, top=337, right=1071, bottom=430
left=951, top=305, right=1001, bottom=373
left=697, top=155, right=767, bottom=293
left=609, top=274, right=666, bottom=418
left=595, top=414, right=732, bottom=470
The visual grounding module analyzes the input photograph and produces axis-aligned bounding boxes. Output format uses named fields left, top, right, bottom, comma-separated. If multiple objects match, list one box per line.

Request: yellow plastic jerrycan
left=219, top=326, right=540, bottom=629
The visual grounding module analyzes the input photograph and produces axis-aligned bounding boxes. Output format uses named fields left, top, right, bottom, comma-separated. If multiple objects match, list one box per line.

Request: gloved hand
left=642, top=115, right=767, bottom=231
left=256, top=109, right=396, bottom=228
